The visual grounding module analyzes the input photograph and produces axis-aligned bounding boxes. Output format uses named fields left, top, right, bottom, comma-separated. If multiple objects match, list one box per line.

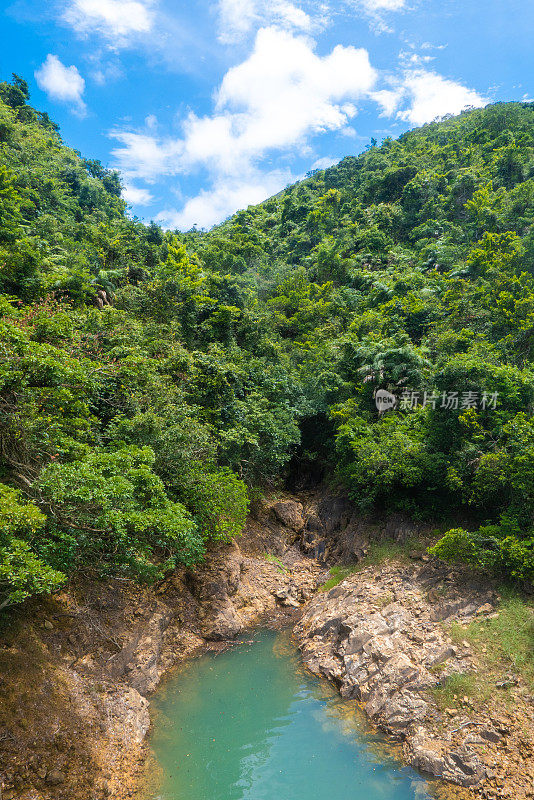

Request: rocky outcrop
left=272, top=500, right=305, bottom=533
left=295, top=560, right=511, bottom=789
left=298, top=494, right=421, bottom=565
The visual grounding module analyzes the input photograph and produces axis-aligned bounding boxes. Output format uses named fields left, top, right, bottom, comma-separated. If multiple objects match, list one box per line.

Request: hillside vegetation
left=1, top=73, right=534, bottom=611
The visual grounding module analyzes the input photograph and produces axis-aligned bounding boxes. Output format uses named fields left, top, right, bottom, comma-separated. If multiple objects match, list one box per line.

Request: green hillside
left=1, top=74, right=534, bottom=610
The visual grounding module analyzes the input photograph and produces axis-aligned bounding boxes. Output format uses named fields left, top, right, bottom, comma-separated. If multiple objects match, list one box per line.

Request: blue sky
left=2, top=0, right=533, bottom=229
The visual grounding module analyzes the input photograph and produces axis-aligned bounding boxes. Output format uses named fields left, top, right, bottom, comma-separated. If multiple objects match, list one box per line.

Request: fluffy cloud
left=217, top=0, right=315, bottom=44
left=111, top=27, right=376, bottom=182
left=155, top=167, right=294, bottom=230
left=110, top=27, right=485, bottom=229
left=399, top=70, right=487, bottom=125
left=110, top=131, right=181, bottom=180
left=35, top=55, right=86, bottom=113
left=64, top=0, right=155, bottom=42
left=122, top=182, right=154, bottom=205
left=218, top=0, right=258, bottom=43
left=374, top=68, right=487, bottom=126
left=110, top=27, right=376, bottom=225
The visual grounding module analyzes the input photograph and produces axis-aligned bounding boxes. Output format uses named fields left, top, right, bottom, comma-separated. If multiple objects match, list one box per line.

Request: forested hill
left=1, top=74, right=534, bottom=613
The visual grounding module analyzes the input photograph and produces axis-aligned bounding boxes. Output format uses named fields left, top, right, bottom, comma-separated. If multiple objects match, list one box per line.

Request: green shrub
left=38, top=447, right=202, bottom=581
left=0, top=484, right=64, bottom=609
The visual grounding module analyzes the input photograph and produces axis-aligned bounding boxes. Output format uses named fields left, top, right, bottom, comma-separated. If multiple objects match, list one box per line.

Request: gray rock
left=427, top=645, right=456, bottom=667
left=344, top=631, right=373, bottom=655
left=444, top=749, right=486, bottom=786
left=296, top=559, right=492, bottom=790
left=410, top=744, right=446, bottom=777
left=203, top=602, right=243, bottom=640
left=407, top=731, right=486, bottom=786
left=479, top=727, right=502, bottom=743
left=380, top=690, right=428, bottom=729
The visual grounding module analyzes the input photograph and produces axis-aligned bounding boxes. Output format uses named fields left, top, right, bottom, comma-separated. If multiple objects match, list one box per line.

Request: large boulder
left=202, top=601, right=244, bottom=640
left=272, top=500, right=305, bottom=532
left=407, top=729, right=486, bottom=786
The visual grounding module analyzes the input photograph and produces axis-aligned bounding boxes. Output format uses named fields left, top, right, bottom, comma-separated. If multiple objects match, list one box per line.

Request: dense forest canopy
left=1, top=73, right=534, bottom=610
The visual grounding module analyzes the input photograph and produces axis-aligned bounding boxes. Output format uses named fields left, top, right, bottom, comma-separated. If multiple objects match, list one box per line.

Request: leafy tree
left=38, top=447, right=202, bottom=581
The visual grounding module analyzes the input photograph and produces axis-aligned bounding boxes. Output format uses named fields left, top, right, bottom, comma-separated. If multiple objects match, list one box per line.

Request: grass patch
left=319, top=565, right=359, bottom=591
left=449, top=587, right=534, bottom=692
left=319, top=536, right=426, bottom=592
left=264, top=553, right=288, bottom=573
left=431, top=670, right=499, bottom=715
left=434, top=588, right=534, bottom=712
left=363, top=537, right=423, bottom=566
left=432, top=672, right=481, bottom=707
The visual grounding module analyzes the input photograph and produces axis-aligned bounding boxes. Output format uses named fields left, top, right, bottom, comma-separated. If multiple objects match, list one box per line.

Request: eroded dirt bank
left=1, top=492, right=533, bottom=800
left=0, top=495, right=325, bottom=800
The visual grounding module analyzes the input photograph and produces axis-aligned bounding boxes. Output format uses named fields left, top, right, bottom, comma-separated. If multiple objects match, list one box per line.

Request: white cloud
left=217, top=0, right=316, bottom=44
left=156, top=167, right=293, bottom=230
left=110, top=131, right=182, bottom=180
left=311, top=156, right=338, bottom=169
left=64, top=0, right=155, bottom=42
left=185, top=27, right=377, bottom=171
left=397, top=69, right=487, bottom=126
left=273, top=1, right=313, bottom=31
left=109, top=25, right=485, bottom=228
left=371, top=87, right=402, bottom=116
left=350, top=0, right=408, bottom=33
left=216, top=0, right=409, bottom=43
left=111, top=27, right=377, bottom=226
left=123, top=182, right=154, bottom=205
left=218, top=0, right=257, bottom=43
left=361, top=0, right=406, bottom=9
left=35, top=55, right=86, bottom=113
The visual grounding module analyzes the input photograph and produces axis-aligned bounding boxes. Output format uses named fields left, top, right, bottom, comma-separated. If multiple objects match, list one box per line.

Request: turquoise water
left=146, top=629, right=432, bottom=800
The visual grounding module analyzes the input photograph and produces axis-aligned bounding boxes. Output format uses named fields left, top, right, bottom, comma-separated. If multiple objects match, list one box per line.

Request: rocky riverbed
left=0, top=495, right=325, bottom=800
left=1, top=492, right=532, bottom=800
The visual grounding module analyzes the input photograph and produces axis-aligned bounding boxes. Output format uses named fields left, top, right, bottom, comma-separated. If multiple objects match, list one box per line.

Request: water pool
left=145, top=629, right=433, bottom=800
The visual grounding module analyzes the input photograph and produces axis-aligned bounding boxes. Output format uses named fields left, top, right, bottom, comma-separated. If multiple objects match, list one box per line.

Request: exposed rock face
left=298, top=494, right=420, bottom=565
left=272, top=500, right=305, bottom=533
left=295, top=562, right=505, bottom=788
left=107, top=608, right=174, bottom=694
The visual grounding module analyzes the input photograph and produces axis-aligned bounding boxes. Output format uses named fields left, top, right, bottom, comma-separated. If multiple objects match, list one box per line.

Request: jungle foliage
left=1, top=73, right=534, bottom=607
